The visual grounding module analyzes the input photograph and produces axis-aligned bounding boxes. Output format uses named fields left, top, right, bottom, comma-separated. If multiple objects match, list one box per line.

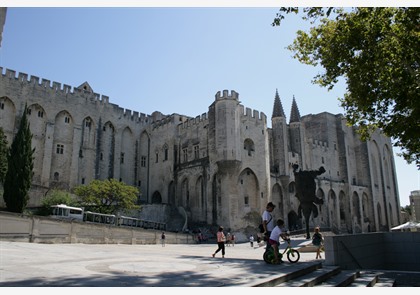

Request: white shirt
left=269, top=225, right=283, bottom=242
left=262, top=210, right=274, bottom=231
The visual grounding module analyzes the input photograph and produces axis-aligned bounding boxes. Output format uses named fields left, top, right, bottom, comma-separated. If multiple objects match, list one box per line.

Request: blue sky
left=0, top=5, right=418, bottom=207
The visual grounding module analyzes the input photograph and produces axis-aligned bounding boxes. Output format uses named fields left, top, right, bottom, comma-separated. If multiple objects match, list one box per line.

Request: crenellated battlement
left=1, top=67, right=110, bottom=104
left=177, top=112, right=209, bottom=132
left=215, top=89, right=239, bottom=101
left=1, top=67, right=156, bottom=125
left=239, top=104, right=267, bottom=123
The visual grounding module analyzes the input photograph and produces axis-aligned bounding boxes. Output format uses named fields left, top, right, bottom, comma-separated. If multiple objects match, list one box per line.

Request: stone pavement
left=0, top=236, right=321, bottom=288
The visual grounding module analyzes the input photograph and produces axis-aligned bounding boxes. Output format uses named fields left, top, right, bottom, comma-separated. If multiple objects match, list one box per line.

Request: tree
left=73, top=178, right=140, bottom=214
left=0, top=127, right=7, bottom=184
left=401, top=204, right=412, bottom=217
left=37, top=189, right=80, bottom=216
left=3, top=104, right=35, bottom=213
left=273, top=7, right=420, bottom=168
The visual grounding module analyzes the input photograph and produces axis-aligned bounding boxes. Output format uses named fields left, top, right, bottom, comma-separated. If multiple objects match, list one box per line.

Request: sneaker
left=212, top=254, right=215, bottom=257
left=222, top=255, right=225, bottom=258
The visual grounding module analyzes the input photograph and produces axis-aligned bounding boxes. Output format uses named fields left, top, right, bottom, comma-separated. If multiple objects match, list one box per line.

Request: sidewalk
left=0, top=236, right=321, bottom=287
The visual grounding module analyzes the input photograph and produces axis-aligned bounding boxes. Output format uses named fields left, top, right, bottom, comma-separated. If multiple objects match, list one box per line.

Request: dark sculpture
left=293, top=164, right=326, bottom=239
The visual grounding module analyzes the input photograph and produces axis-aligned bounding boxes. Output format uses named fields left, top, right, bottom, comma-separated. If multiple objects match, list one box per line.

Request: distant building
left=410, top=190, right=420, bottom=222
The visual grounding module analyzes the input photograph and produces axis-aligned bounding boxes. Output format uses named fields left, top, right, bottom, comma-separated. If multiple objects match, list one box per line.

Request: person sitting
left=268, top=219, right=288, bottom=264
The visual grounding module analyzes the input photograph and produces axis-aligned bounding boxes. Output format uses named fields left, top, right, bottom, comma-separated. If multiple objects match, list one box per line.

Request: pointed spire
left=272, top=89, right=286, bottom=119
left=289, top=95, right=301, bottom=123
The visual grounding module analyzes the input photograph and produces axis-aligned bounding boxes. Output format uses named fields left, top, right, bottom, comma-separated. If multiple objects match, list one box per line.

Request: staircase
left=251, top=262, right=405, bottom=287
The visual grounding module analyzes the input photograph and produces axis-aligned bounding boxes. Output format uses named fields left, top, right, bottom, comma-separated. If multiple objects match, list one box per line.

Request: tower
left=289, top=95, right=305, bottom=165
left=271, top=89, right=289, bottom=175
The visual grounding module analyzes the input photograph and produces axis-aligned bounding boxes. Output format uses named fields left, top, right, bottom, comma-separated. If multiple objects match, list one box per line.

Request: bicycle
left=263, top=236, right=300, bottom=264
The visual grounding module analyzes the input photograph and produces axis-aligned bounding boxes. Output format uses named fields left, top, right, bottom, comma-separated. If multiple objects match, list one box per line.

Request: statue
left=293, top=164, right=326, bottom=239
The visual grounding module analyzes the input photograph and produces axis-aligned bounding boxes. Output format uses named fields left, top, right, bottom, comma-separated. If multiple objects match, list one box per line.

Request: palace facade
left=0, top=69, right=401, bottom=234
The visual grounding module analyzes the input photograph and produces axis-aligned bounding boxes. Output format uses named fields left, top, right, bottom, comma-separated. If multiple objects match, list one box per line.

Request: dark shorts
left=268, top=239, right=279, bottom=246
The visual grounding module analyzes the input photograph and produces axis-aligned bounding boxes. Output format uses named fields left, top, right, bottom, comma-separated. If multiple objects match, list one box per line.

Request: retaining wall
left=0, top=211, right=195, bottom=245
left=324, top=232, right=420, bottom=271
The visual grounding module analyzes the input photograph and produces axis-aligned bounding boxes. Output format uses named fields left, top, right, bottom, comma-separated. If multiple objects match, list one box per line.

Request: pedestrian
left=261, top=202, right=276, bottom=242
left=231, top=234, right=235, bottom=246
left=212, top=226, right=226, bottom=258
left=268, top=219, right=287, bottom=264
left=226, top=232, right=231, bottom=247
left=161, top=231, right=166, bottom=247
left=312, top=227, right=324, bottom=259
left=249, top=235, right=254, bottom=247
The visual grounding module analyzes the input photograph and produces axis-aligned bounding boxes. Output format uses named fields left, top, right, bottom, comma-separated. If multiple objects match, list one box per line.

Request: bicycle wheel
left=263, top=249, right=275, bottom=264
left=286, top=249, right=300, bottom=263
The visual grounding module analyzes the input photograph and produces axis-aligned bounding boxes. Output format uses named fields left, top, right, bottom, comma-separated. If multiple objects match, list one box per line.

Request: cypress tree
left=0, top=127, right=7, bottom=184
left=3, top=104, right=35, bottom=213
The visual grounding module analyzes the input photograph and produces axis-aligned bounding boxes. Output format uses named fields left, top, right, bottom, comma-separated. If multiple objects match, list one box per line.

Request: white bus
left=50, top=204, right=84, bottom=221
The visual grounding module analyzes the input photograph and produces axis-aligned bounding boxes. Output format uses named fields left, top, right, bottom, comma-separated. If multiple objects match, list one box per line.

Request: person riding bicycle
left=268, top=219, right=289, bottom=264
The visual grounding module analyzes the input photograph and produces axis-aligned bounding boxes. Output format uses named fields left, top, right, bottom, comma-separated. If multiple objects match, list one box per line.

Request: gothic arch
left=51, top=110, right=74, bottom=190
left=288, top=210, right=300, bottom=231
left=238, top=168, right=259, bottom=214
left=190, top=176, right=205, bottom=222
left=271, top=183, right=284, bottom=217
left=78, top=116, right=96, bottom=186
left=98, top=121, right=116, bottom=180
left=352, top=191, right=362, bottom=233
left=328, top=189, right=338, bottom=232
left=26, top=103, right=48, bottom=184
left=339, top=190, right=351, bottom=233
left=181, top=178, right=189, bottom=208
left=152, top=191, right=162, bottom=204
left=138, top=131, right=150, bottom=202
left=168, top=181, right=175, bottom=205
left=316, top=188, right=326, bottom=226
left=362, top=192, right=374, bottom=231
left=120, top=126, right=134, bottom=185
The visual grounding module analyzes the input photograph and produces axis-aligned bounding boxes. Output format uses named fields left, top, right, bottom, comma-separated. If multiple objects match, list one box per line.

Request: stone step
left=276, top=266, right=341, bottom=287
left=348, top=271, right=379, bottom=287
left=315, top=269, right=360, bottom=287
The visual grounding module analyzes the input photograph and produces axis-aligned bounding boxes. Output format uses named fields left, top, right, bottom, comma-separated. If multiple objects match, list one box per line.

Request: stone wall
left=0, top=211, right=195, bottom=245
left=324, top=232, right=420, bottom=271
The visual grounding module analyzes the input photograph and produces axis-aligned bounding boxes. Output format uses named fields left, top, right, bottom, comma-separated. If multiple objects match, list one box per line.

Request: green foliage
left=73, top=178, right=139, bottom=214
left=37, top=189, right=80, bottom=215
left=273, top=7, right=420, bottom=168
left=0, top=127, right=7, bottom=184
left=3, top=104, right=35, bottom=213
left=401, top=204, right=412, bottom=216
left=41, top=189, right=79, bottom=207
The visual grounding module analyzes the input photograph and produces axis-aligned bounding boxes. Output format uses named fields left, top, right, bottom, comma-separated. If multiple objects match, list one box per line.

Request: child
left=268, top=219, right=288, bottom=264
left=312, top=227, right=324, bottom=259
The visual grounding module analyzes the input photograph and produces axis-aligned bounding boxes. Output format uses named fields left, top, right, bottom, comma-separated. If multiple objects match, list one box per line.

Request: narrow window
left=194, top=145, right=199, bottom=159
left=141, top=156, right=146, bottom=167
left=164, top=147, right=169, bottom=161
left=183, top=148, right=188, bottom=163
left=56, top=144, right=64, bottom=154
left=121, top=152, right=125, bottom=164
left=155, top=152, right=159, bottom=163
